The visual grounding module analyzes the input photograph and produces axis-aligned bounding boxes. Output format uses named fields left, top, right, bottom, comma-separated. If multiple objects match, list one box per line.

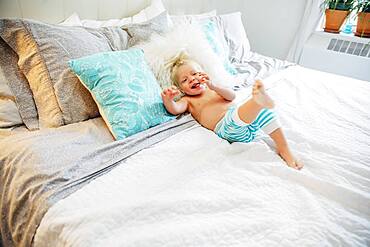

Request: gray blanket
left=0, top=115, right=196, bottom=247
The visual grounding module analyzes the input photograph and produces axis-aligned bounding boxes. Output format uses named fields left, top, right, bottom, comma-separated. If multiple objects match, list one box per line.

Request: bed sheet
left=0, top=125, right=29, bottom=139
left=0, top=117, right=115, bottom=247
left=0, top=111, right=197, bottom=247
left=34, top=65, right=370, bottom=247
left=231, top=51, right=293, bottom=89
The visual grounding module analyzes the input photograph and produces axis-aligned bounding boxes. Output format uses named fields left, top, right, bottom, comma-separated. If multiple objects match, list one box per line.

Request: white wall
left=237, top=0, right=307, bottom=59
left=164, top=0, right=307, bottom=60
left=0, top=0, right=307, bottom=60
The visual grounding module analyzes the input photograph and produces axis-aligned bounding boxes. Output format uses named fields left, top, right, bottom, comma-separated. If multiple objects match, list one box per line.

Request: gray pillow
left=0, top=38, right=39, bottom=130
left=0, top=19, right=129, bottom=128
left=123, top=11, right=171, bottom=47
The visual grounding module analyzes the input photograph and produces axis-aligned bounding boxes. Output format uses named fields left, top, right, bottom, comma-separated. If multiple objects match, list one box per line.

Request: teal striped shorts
left=214, top=105, right=280, bottom=143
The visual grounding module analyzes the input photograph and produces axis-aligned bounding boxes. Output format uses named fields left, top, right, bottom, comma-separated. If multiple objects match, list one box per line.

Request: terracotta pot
left=355, top=12, right=370, bottom=37
left=324, top=9, right=349, bottom=33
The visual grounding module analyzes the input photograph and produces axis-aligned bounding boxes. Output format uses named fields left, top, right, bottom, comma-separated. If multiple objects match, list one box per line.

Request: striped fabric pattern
left=214, top=106, right=278, bottom=143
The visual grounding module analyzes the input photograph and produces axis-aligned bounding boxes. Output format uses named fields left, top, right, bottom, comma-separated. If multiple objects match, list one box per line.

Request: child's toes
left=296, top=161, right=304, bottom=170
left=290, top=161, right=303, bottom=170
left=255, top=80, right=265, bottom=90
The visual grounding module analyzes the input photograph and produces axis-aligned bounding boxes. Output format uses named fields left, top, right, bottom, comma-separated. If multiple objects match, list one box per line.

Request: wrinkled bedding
left=33, top=66, right=370, bottom=246
left=0, top=51, right=290, bottom=247
left=0, top=125, right=29, bottom=139
left=0, top=115, right=196, bottom=247
left=231, top=51, right=293, bottom=89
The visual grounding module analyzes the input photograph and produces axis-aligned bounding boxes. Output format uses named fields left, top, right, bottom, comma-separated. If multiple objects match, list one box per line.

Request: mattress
left=32, top=65, right=370, bottom=246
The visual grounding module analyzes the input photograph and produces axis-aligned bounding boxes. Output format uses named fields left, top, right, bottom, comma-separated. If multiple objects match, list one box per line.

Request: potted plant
left=323, top=0, right=356, bottom=33
left=354, top=0, right=370, bottom=37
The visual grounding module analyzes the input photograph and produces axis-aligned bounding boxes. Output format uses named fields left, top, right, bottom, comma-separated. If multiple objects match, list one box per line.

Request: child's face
left=176, top=64, right=206, bottom=96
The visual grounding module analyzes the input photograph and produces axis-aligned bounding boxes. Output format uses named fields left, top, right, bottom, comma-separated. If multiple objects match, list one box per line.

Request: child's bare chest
left=187, top=91, right=233, bottom=130
left=189, top=91, right=223, bottom=110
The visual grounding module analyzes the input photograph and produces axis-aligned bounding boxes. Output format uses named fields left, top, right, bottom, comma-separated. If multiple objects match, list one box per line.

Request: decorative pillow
left=0, top=18, right=129, bottom=128
left=0, top=37, right=38, bottom=130
left=167, top=14, right=237, bottom=77
left=60, top=0, right=166, bottom=28
left=69, top=48, right=174, bottom=140
left=123, top=11, right=171, bottom=47
left=175, top=12, right=251, bottom=73
left=201, top=20, right=237, bottom=75
left=138, top=23, right=234, bottom=89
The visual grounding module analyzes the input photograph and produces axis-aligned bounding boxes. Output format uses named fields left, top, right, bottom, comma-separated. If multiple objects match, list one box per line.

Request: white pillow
left=132, top=0, right=166, bottom=24
left=170, top=10, right=217, bottom=26
left=217, top=12, right=251, bottom=63
left=138, top=23, right=233, bottom=90
left=0, top=82, right=22, bottom=128
left=60, top=0, right=166, bottom=28
left=59, top=13, right=82, bottom=26
left=0, top=99, right=23, bottom=128
left=179, top=12, right=251, bottom=66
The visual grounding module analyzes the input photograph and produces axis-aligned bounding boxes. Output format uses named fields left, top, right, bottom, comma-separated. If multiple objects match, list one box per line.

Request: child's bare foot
left=252, top=80, right=274, bottom=109
left=278, top=147, right=304, bottom=170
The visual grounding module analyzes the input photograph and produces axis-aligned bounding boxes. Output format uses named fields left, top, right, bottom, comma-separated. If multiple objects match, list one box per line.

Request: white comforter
left=35, top=66, right=370, bottom=246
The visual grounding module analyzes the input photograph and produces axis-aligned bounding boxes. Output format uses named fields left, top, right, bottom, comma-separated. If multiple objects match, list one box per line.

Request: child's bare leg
left=238, top=80, right=274, bottom=123
left=269, top=128, right=303, bottom=170
left=238, top=81, right=302, bottom=169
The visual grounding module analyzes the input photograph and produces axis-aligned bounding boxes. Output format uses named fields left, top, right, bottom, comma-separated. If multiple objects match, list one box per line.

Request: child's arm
left=207, top=83, right=236, bottom=101
left=161, top=86, right=188, bottom=115
left=198, top=73, right=235, bottom=101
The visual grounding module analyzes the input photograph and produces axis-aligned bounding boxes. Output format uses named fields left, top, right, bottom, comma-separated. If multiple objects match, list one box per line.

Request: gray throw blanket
left=0, top=115, right=196, bottom=247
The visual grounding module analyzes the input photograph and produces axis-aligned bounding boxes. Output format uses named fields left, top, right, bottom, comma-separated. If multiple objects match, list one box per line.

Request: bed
left=1, top=1, right=370, bottom=247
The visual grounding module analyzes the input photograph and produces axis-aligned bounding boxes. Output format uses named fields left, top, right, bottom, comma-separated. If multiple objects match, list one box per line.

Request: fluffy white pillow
left=138, top=23, right=233, bottom=89
left=169, top=12, right=251, bottom=65
left=60, top=0, right=167, bottom=28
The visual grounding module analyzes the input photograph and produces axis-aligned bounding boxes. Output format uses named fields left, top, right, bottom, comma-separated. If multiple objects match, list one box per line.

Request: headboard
left=0, top=0, right=234, bottom=24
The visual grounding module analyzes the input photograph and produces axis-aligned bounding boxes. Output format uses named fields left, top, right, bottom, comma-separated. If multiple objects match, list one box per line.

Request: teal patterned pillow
left=69, top=48, right=174, bottom=140
left=202, top=20, right=237, bottom=76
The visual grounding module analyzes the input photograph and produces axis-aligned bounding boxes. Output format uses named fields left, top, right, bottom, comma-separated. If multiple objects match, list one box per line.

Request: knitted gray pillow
left=124, top=11, right=171, bottom=47
left=0, top=19, right=129, bottom=128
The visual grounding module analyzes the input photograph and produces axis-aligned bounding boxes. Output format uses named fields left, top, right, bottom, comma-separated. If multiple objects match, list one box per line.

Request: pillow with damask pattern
left=69, top=48, right=175, bottom=140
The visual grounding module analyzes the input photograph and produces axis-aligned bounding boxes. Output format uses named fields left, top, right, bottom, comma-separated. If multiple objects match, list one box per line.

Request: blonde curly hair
left=167, top=50, right=203, bottom=90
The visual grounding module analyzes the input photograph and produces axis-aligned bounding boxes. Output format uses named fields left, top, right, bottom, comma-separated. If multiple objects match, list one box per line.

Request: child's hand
left=161, top=86, right=180, bottom=102
left=196, top=72, right=213, bottom=89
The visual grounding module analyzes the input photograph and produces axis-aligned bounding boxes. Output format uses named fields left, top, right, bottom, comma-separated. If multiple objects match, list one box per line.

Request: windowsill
left=314, top=30, right=370, bottom=42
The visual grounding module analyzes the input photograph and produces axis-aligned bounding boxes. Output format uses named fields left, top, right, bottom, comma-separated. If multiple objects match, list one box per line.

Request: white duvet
left=35, top=66, right=370, bottom=246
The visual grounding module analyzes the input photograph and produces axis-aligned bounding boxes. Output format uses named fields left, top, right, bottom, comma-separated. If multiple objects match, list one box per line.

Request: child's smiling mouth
left=191, top=82, right=201, bottom=89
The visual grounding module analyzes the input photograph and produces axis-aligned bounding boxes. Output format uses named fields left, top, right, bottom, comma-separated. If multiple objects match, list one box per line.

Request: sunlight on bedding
left=34, top=66, right=370, bottom=247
